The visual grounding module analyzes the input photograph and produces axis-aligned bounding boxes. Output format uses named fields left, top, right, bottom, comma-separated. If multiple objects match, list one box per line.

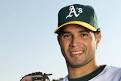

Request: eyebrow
left=58, top=31, right=70, bottom=36
left=58, top=28, right=91, bottom=35
left=79, top=30, right=91, bottom=33
left=58, top=30, right=90, bottom=36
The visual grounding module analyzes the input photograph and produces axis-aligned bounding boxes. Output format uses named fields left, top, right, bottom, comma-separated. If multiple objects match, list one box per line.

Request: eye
left=61, top=33, right=71, bottom=39
left=80, top=32, right=89, bottom=38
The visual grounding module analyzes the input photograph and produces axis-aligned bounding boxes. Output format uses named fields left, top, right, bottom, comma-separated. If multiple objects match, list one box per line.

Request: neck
left=68, top=59, right=98, bottom=79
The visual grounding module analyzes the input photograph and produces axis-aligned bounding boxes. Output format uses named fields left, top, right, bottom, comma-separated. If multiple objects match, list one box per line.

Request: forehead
left=58, top=24, right=90, bottom=33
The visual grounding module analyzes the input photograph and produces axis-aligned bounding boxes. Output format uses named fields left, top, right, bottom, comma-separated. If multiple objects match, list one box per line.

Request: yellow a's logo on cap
left=66, top=5, right=83, bottom=19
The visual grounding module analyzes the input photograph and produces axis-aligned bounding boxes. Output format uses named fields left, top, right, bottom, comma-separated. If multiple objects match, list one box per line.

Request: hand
left=21, top=76, right=32, bottom=81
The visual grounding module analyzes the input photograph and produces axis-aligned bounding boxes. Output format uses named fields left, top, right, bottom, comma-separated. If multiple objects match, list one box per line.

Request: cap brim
left=54, top=21, right=97, bottom=33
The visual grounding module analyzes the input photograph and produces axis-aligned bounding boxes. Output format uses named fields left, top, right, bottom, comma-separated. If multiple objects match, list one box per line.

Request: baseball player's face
left=58, top=24, right=101, bottom=68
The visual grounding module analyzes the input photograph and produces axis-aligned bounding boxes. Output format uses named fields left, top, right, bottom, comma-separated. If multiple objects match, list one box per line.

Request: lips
left=71, top=51, right=83, bottom=54
left=70, top=50, right=84, bottom=57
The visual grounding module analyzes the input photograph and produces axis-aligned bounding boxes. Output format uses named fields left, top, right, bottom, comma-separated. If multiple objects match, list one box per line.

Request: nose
left=70, top=35, right=81, bottom=48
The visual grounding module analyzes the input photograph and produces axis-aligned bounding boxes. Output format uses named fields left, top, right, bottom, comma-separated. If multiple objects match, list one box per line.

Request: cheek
left=85, top=41, right=96, bottom=62
left=61, top=42, right=69, bottom=52
left=89, top=41, right=97, bottom=56
left=59, top=41, right=70, bottom=55
left=86, top=39, right=97, bottom=53
left=59, top=39, right=70, bottom=48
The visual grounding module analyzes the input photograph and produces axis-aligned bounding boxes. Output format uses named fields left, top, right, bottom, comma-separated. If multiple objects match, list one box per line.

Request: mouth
left=70, top=50, right=84, bottom=57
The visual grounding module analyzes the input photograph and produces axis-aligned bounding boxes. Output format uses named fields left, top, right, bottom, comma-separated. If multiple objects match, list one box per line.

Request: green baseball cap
left=54, top=4, right=99, bottom=33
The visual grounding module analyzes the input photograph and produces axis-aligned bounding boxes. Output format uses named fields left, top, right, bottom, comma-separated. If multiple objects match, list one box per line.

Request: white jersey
left=62, top=65, right=121, bottom=81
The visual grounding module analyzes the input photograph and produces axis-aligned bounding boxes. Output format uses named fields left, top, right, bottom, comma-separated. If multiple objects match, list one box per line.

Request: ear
left=95, top=32, right=101, bottom=46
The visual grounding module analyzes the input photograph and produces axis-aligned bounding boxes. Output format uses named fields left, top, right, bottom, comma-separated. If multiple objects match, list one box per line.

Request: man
left=54, top=4, right=121, bottom=81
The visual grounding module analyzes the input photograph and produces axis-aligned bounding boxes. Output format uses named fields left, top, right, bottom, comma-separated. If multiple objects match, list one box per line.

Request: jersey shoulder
left=92, top=65, right=121, bottom=81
